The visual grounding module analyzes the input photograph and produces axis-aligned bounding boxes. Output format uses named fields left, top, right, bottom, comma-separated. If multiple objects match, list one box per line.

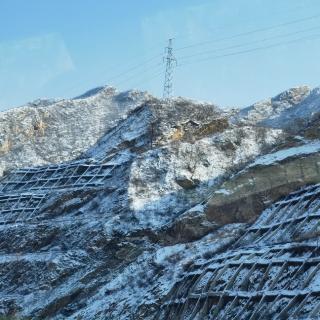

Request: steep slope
left=234, top=85, right=320, bottom=133
left=234, top=86, right=311, bottom=126
left=0, top=85, right=320, bottom=319
left=0, top=87, right=150, bottom=176
left=160, top=183, right=320, bottom=319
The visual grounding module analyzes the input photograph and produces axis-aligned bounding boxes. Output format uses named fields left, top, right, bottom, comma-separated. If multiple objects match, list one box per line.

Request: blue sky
left=1, top=0, right=320, bottom=110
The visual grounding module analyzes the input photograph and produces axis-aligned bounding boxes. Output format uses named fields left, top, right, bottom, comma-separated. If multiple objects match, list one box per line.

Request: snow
left=249, top=140, right=320, bottom=167
left=234, top=86, right=311, bottom=126
left=262, top=87, right=320, bottom=128
left=188, top=204, right=205, bottom=213
left=234, top=86, right=320, bottom=133
left=69, top=223, right=244, bottom=320
left=215, top=188, right=231, bottom=195
left=0, top=86, right=150, bottom=177
left=127, top=126, right=283, bottom=230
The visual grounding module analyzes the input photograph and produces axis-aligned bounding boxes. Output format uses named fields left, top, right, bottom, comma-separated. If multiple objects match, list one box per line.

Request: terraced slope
left=159, top=184, right=320, bottom=319
left=0, top=150, right=133, bottom=317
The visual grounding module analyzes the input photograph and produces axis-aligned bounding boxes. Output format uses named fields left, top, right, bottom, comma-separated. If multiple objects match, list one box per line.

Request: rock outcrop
left=206, top=142, right=320, bottom=225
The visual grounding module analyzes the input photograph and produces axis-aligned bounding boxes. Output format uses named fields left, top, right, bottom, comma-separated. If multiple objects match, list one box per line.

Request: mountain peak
left=234, top=85, right=313, bottom=126
left=73, top=85, right=117, bottom=99
left=271, top=85, right=310, bottom=105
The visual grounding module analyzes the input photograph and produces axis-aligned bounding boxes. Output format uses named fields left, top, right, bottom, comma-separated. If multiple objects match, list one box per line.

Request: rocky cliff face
left=0, top=85, right=320, bottom=319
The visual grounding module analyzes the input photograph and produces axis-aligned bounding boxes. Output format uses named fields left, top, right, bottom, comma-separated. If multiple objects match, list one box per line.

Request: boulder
left=175, top=176, right=200, bottom=189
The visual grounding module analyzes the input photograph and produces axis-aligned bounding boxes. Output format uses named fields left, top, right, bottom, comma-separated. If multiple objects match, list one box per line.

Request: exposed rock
left=302, top=111, right=320, bottom=139
left=156, top=204, right=218, bottom=245
left=0, top=138, right=11, bottom=155
left=206, top=146, right=320, bottom=225
left=175, top=176, right=200, bottom=189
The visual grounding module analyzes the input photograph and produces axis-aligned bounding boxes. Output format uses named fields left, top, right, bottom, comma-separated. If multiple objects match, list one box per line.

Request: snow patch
left=250, top=140, right=320, bottom=167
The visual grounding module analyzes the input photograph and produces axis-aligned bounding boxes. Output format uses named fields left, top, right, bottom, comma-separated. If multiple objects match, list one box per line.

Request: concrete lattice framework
left=0, top=160, right=115, bottom=194
left=159, top=184, right=320, bottom=319
left=0, top=154, right=122, bottom=228
left=0, top=193, right=47, bottom=224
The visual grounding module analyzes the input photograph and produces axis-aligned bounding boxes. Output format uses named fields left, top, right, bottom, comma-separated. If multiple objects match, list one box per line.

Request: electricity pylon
left=163, top=38, right=177, bottom=103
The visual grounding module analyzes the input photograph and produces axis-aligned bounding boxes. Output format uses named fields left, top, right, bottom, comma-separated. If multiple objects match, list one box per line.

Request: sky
left=1, top=0, right=320, bottom=110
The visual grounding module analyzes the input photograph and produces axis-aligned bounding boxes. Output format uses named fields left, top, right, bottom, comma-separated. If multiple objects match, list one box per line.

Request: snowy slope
left=0, top=85, right=320, bottom=319
left=0, top=86, right=151, bottom=176
left=262, top=86, right=320, bottom=129
left=234, top=85, right=319, bottom=129
left=249, top=139, right=320, bottom=166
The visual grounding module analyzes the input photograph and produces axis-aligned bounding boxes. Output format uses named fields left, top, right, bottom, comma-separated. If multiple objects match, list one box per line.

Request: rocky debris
left=71, top=223, right=246, bottom=320
left=0, top=85, right=320, bottom=319
left=127, top=125, right=284, bottom=231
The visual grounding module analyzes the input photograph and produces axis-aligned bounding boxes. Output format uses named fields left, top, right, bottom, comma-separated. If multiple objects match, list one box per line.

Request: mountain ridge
left=0, top=84, right=320, bottom=318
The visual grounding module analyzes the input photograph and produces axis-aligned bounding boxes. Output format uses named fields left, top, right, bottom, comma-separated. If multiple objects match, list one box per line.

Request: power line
left=177, top=25, right=320, bottom=62
left=105, top=54, right=162, bottom=84
left=175, top=13, right=320, bottom=52
left=115, top=62, right=163, bottom=88
left=60, top=12, right=320, bottom=99
left=172, top=2, right=315, bottom=43
left=130, top=69, right=164, bottom=91
left=58, top=52, right=163, bottom=98
left=177, top=33, right=320, bottom=67
left=49, top=11, right=320, bottom=102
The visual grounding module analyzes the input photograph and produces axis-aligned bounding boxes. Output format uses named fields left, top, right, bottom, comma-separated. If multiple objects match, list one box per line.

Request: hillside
left=0, top=87, right=150, bottom=176
left=0, top=85, right=320, bottom=319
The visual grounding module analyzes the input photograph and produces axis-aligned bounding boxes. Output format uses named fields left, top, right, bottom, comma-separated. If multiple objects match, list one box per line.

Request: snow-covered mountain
left=0, top=85, right=320, bottom=319
left=0, top=87, right=151, bottom=176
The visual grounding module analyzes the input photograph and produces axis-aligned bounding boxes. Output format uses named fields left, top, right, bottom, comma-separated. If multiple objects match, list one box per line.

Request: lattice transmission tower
left=163, top=38, right=177, bottom=102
